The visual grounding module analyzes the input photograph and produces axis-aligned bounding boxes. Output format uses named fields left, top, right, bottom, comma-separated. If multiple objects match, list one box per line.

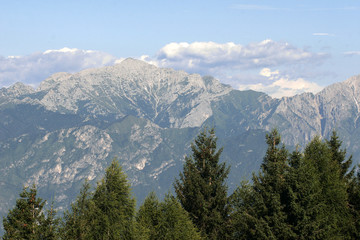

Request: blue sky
left=1, top=0, right=359, bottom=97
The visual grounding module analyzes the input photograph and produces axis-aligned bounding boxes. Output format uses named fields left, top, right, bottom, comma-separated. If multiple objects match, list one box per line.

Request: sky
left=1, top=0, right=359, bottom=98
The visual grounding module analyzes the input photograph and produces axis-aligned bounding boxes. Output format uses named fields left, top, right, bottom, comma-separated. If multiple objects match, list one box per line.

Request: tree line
left=2, top=128, right=360, bottom=239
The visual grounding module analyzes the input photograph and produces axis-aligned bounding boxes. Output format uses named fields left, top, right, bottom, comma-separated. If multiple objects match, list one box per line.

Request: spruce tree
left=136, top=192, right=161, bottom=240
left=2, top=184, right=46, bottom=240
left=158, top=194, right=202, bottom=240
left=61, top=180, right=94, bottom=240
left=174, top=128, right=230, bottom=239
left=40, top=200, right=60, bottom=239
left=305, top=137, right=350, bottom=238
left=90, top=158, right=136, bottom=240
left=326, top=130, right=353, bottom=179
left=136, top=192, right=202, bottom=240
left=238, top=129, right=293, bottom=239
left=232, top=131, right=354, bottom=239
left=230, top=180, right=275, bottom=239
left=348, top=167, right=360, bottom=238
left=284, top=136, right=352, bottom=239
left=284, top=142, right=325, bottom=239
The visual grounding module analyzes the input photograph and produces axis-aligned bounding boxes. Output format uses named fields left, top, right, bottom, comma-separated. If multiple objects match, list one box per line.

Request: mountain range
left=1, top=58, right=360, bottom=223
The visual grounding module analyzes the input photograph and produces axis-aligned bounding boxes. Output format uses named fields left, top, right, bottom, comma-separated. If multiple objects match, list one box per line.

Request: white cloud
left=150, top=40, right=328, bottom=74
left=312, top=33, right=334, bottom=36
left=138, top=40, right=328, bottom=98
left=139, top=55, right=159, bottom=67
left=259, top=68, right=279, bottom=78
left=238, top=68, right=323, bottom=98
left=0, top=48, right=118, bottom=88
left=43, top=47, right=87, bottom=54
left=0, top=41, right=328, bottom=99
left=344, top=51, right=360, bottom=56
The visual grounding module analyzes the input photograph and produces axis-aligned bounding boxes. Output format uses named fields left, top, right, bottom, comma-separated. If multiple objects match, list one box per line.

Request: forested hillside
left=2, top=60, right=360, bottom=236
left=3, top=129, right=360, bottom=239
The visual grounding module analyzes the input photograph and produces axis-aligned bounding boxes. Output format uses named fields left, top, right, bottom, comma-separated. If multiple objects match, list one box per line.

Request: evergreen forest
left=2, top=128, right=360, bottom=239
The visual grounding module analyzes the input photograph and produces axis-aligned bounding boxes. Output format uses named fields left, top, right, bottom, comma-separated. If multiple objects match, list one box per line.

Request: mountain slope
left=1, top=59, right=360, bottom=230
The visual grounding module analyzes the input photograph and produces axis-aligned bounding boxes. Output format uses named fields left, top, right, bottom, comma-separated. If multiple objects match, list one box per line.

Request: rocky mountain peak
left=2, top=60, right=360, bottom=233
left=21, top=59, right=232, bottom=128
left=37, top=72, right=73, bottom=91
left=0, top=82, right=35, bottom=97
left=344, top=74, right=360, bottom=97
left=116, top=57, right=157, bottom=70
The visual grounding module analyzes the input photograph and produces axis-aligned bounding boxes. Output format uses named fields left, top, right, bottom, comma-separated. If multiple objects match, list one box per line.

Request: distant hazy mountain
left=1, top=58, right=359, bottom=226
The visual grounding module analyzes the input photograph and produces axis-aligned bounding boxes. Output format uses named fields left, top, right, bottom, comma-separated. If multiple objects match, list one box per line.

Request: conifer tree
left=174, top=128, right=230, bottom=239
left=326, top=131, right=358, bottom=236
left=234, top=129, right=293, bottom=239
left=136, top=192, right=202, bottom=240
left=136, top=192, right=161, bottom=240
left=2, top=184, right=46, bottom=240
left=284, top=136, right=352, bottom=239
left=40, top=200, right=60, bottom=239
left=61, top=180, right=94, bottom=240
left=232, top=130, right=354, bottom=239
left=326, top=130, right=353, bottom=179
left=230, top=180, right=275, bottom=239
left=348, top=167, right=360, bottom=238
left=304, top=137, right=350, bottom=238
left=91, top=158, right=136, bottom=240
left=158, top=194, right=202, bottom=240
left=284, top=140, right=326, bottom=239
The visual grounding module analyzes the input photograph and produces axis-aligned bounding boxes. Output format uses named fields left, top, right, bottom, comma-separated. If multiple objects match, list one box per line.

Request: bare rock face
left=1, top=59, right=360, bottom=233
left=0, top=82, right=35, bottom=96
left=265, top=74, right=360, bottom=148
left=35, top=58, right=232, bottom=128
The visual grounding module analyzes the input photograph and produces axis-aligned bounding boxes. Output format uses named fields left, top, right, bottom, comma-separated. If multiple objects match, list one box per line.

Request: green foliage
left=231, top=130, right=355, bottom=239
left=284, top=136, right=351, bottom=239
left=348, top=168, right=360, bottom=238
left=174, top=127, right=230, bottom=239
left=60, top=158, right=137, bottom=240
left=2, top=184, right=59, bottom=240
left=91, top=158, right=136, bottom=239
left=327, top=130, right=353, bottom=179
left=232, top=129, right=293, bottom=239
left=40, top=200, right=60, bottom=239
left=3, top=130, right=360, bottom=239
left=60, top=180, right=93, bottom=240
left=137, top=192, right=202, bottom=240
left=136, top=192, right=161, bottom=239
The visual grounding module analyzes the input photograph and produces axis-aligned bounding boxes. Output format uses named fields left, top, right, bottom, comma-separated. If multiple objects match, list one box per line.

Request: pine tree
left=306, top=137, right=350, bottom=238
left=230, top=180, right=275, bottom=239
left=236, top=129, right=293, bottom=239
left=284, top=136, right=352, bottom=239
left=326, top=130, right=353, bottom=179
left=348, top=167, right=360, bottom=238
left=232, top=131, right=354, bottom=239
left=284, top=141, right=325, bottom=239
left=2, top=184, right=46, bottom=240
left=136, top=192, right=161, bottom=240
left=61, top=180, right=94, bottom=240
left=158, top=194, right=203, bottom=240
left=40, top=200, right=60, bottom=239
left=136, top=192, right=202, bottom=240
left=90, top=158, right=136, bottom=240
left=174, top=128, right=230, bottom=239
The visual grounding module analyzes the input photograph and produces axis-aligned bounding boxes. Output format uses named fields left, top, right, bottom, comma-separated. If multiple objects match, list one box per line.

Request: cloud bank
left=0, top=48, right=117, bottom=87
left=143, top=40, right=327, bottom=97
left=344, top=51, right=360, bottom=56
left=151, top=40, right=327, bottom=74
left=237, top=68, right=323, bottom=98
left=0, top=40, right=327, bottom=98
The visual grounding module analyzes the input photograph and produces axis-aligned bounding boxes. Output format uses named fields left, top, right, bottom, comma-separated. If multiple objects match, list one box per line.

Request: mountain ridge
left=1, top=60, right=360, bottom=232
